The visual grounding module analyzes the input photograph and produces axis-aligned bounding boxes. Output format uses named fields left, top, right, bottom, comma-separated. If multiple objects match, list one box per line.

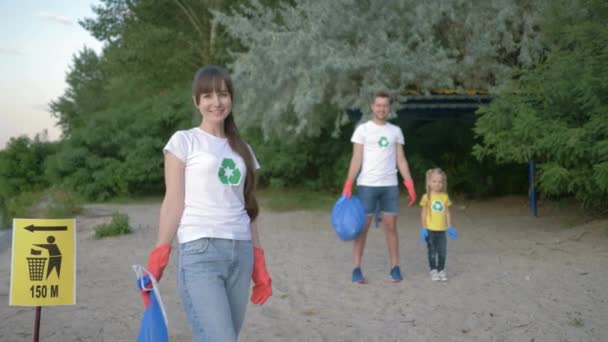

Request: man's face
left=371, top=96, right=391, bottom=121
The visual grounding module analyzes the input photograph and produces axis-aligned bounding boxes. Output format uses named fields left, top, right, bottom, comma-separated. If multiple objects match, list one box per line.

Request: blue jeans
left=177, top=238, right=253, bottom=342
left=357, top=185, right=399, bottom=216
left=426, top=231, right=447, bottom=271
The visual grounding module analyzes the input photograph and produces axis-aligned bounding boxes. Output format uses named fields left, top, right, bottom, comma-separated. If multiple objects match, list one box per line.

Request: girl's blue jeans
left=426, top=230, right=447, bottom=271
left=177, top=238, right=253, bottom=342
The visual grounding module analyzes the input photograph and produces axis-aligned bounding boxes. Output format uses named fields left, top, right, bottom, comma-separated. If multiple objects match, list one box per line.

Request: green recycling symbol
left=378, top=136, right=389, bottom=148
left=218, top=158, right=242, bottom=185
left=431, top=200, right=444, bottom=212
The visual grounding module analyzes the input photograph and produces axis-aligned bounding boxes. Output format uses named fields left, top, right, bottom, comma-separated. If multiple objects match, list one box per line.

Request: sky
left=0, top=0, right=102, bottom=150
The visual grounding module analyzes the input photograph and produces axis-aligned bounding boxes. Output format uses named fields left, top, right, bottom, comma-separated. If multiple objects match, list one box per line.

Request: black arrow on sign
left=24, top=225, right=67, bottom=232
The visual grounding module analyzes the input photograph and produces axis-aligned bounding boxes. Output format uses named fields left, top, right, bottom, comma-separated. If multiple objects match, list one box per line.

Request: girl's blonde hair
left=425, top=168, right=448, bottom=195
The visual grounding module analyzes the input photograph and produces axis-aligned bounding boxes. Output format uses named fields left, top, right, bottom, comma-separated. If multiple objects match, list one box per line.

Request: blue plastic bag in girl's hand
left=331, top=195, right=366, bottom=241
left=133, top=265, right=169, bottom=342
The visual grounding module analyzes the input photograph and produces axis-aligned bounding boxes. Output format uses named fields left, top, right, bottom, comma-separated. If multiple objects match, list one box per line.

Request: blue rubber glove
left=420, top=228, right=428, bottom=243
left=447, top=226, right=458, bottom=240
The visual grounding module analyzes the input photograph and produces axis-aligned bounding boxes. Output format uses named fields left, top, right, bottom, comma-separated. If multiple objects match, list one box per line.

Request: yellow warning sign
left=10, top=218, right=76, bottom=306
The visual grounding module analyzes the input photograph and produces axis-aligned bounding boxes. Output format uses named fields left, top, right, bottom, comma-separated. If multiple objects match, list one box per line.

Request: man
left=342, top=91, right=416, bottom=283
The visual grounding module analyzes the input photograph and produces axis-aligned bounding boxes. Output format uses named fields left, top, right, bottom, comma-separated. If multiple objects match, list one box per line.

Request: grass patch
left=570, top=317, right=584, bottom=327
left=257, top=187, right=336, bottom=212
left=567, top=311, right=585, bottom=327
left=94, top=212, right=132, bottom=238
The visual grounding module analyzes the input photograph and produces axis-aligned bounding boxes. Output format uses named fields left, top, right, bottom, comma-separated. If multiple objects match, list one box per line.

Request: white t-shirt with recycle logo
left=164, top=127, right=260, bottom=243
left=351, top=120, right=405, bottom=187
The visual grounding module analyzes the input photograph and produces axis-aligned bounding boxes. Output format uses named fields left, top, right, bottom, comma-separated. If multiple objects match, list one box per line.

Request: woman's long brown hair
left=192, top=65, right=259, bottom=220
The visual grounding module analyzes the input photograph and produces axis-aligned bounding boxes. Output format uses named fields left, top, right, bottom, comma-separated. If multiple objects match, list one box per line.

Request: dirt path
left=1, top=196, right=606, bottom=341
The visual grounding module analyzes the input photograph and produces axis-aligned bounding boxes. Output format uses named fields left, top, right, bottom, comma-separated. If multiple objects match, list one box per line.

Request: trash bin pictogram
left=27, top=257, right=47, bottom=281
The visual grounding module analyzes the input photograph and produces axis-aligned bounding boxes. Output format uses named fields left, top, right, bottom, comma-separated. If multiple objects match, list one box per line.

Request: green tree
left=50, top=47, right=107, bottom=137
left=474, top=0, right=608, bottom=211
left=46, top=0, right=556, bottom=200
left=48, top=0, right=258, bottom=200
left=213, top=0, right=546, bottom=138
left=80, top=0, right=250, bottom=92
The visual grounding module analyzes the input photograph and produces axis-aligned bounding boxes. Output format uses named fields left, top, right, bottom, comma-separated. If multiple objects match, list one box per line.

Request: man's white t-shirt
left=163, top=127, right=260, bottom=243
left=351, top=120, right=405, bottom=187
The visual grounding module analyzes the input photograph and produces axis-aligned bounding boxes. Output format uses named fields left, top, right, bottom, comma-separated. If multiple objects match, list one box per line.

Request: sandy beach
left=1, top=196, right=607, bottom=341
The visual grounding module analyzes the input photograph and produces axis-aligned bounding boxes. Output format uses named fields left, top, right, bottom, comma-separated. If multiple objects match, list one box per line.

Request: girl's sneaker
left=352, top=267, right=365, bottom=284
left=430, top=269, right=439, bottom=281
left=390, top=266, right=403, bottom=282
left=438, top=270, right=448, bottom=281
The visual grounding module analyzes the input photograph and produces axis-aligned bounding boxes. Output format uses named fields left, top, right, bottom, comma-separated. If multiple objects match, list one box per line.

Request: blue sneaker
left=352, top=267, right=365, bottom=284
left=390, top=266, right=403, bottom=282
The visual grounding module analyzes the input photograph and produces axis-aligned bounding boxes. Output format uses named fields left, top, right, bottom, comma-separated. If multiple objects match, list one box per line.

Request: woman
left=143, top=65, right=272, bottom=341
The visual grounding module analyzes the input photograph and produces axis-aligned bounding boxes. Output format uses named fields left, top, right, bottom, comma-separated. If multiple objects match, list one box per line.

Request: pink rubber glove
left=141, top=244, right=171, bottom=307
left=342, top=179, right=354, bottom=199
left=251, top=247, right=272, bottom=305
left=403, top=179, right=417, bottom=207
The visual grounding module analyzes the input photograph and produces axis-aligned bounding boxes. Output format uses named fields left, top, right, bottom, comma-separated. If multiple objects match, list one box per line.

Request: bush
left=0, top=189, right=83, bottom=229
left=0, top=136, right=58, bottom=226
left=473, top=0, right=608, bottom=212
left=1, top=192, right=40, bottom=228
left=45, top=189, right=82, bottom=218
left=94, top=212, right=131, bottom=238
left=244, top=121, right=355, bottom=192
left=46, top=88, right=190, bottom=202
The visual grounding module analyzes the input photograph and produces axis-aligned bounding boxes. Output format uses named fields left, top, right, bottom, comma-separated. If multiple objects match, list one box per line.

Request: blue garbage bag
left=331, top=195, right=366, bottom=241
left=133, top=265, right=169, bottom=342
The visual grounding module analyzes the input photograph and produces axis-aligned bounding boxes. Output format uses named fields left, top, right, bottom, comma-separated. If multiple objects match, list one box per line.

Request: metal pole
left=33, top=306, right=41, bottom=342
left=529, top=159, right=537, bottom=217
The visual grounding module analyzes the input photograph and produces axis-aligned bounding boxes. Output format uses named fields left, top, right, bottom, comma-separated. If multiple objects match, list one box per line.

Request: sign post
left=9, top=218, right=76, bottom=341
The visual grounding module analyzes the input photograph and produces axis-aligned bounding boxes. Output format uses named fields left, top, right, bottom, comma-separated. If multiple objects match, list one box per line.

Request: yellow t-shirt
left=420, top=193, right=452, bottom=231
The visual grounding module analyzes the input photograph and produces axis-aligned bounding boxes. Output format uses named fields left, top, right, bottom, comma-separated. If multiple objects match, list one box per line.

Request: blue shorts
left=357, top=185, right=399, bottom=216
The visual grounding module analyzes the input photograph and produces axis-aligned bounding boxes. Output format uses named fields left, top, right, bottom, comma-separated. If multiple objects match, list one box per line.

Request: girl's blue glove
left=447, top=226, right=458, bottom=240
left=420, top=228, right=428, bottom=243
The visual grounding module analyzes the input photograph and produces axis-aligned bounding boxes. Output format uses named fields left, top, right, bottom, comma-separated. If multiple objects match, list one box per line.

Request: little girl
left=419, top=168, right=458, bottom=281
